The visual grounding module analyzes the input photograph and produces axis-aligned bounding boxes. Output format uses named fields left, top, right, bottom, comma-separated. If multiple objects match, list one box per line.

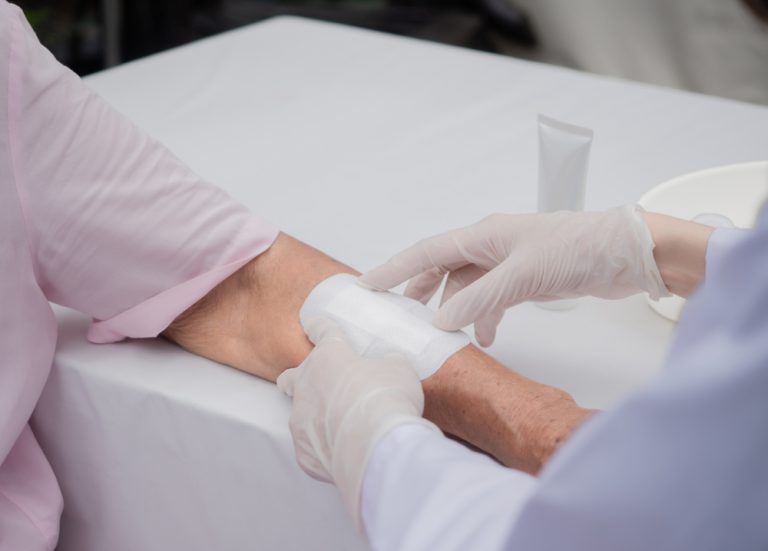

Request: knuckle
left=481, top=212, right=507, bottom=226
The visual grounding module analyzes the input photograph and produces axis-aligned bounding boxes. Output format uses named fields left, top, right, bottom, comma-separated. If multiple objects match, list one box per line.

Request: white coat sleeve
left=361, top=222, right=768, bottom=551
left=361, top=424, right=537, bottom=551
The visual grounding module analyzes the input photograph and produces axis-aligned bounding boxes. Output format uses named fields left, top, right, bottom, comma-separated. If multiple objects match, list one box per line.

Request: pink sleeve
left=7, top=5, right=279, bottom=342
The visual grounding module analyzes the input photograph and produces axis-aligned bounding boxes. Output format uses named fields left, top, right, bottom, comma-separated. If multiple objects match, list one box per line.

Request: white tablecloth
left=31, top=16, right=768, bottom=551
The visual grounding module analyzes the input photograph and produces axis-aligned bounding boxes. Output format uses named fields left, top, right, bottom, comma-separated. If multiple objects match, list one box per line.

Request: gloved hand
left=277, top=318, right=439, bottom=532
left=359, top=205, right=668, bottom=346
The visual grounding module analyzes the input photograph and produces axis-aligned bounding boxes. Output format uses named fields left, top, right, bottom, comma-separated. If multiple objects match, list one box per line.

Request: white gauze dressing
left=537, top=114, right=593, bottom=213
left=300, top=274, right=470, bottom=379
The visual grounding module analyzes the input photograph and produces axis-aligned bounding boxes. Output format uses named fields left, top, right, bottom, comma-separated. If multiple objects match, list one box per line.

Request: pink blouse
left=0, top=3, right=279, bottom=549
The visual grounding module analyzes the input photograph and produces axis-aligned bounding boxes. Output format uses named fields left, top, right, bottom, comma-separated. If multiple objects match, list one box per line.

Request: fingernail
left=404, top=289, right=428, bottom=303
left=476, top=330, right=495, bottom=348
left=433, top=312, right=457, bottom=332
left=356, top=276, right=384, bottom=291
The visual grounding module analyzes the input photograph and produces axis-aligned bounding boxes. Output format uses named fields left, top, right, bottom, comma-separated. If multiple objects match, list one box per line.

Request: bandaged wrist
left=300, top=274, right=470, bottom=379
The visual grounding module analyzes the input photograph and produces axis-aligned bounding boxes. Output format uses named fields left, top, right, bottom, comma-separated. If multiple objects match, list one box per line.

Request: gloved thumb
left=280, top=317, right=348, bottom=396
left=303, top=317, right=347, bottom=346
left=276, top=367, right=300, bottom=397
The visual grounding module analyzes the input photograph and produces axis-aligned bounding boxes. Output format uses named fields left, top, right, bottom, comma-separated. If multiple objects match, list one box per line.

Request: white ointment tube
left=537, top=114, right=594, bottom=310
left=537, top=114, right=593, bottom=213
left=300, top=274, right=470, bottom=380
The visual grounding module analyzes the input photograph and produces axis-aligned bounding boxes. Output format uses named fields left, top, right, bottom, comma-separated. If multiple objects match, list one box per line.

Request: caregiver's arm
left=359, top=207, right=715, bottom=348
left=641, top=212, right=715, bottom=297
left=164, top=233, right=592, bottom=473
left=366, top=223, right=765, bottom=551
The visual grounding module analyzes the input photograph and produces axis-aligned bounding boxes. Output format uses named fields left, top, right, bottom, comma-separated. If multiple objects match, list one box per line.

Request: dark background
left=16, top=0, right=536, bottom=76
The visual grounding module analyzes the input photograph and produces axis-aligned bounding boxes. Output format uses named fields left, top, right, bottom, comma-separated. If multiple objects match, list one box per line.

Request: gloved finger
left=297, top=455, right=331, bottom=483
left=276, top=366, right=301, bottom=397
left=434, top=264, right=526, bottom=331
left=303, top=317, right=348, bottom=346
left=358, top=229, right=476, bottom=291
left=388, top=362, right=427, bottom=412
left=303, top=318, right=362, bottom=373
left=294, top=436, right=332, bottom=482
left=404, top=267, right=445, bottom=304
left=473, top=306, right=505, bottom=347
left=439, top=264, right=487, bottom=307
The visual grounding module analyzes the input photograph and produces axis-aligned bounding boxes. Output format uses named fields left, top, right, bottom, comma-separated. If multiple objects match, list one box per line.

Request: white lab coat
left=360, top=218, right=768, bottom=550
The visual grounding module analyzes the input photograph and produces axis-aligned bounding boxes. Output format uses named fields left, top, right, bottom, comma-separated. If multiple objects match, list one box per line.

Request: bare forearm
left=164, top=233, right=354, bottom=381
left=642, top=212, right=715, bottom=297
left=164, top=233, right=591, bottom=470
left=423, top=346, right=594, bottom=474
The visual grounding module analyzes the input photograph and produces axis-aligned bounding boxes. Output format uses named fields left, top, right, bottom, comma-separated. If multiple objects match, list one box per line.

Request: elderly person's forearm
left=423, top=347, right=594, bottom=473
left=163, top=233, right=591, bottom=471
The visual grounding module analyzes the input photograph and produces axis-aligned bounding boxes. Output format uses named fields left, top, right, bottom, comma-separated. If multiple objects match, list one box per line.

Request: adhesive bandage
left=300, top=274, right=470, bottom=380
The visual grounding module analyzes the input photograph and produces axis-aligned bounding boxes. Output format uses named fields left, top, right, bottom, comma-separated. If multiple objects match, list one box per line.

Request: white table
left=32, top=17, right=768, bottom=551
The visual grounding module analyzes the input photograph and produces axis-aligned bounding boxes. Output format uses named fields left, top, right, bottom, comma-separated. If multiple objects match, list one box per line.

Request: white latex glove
left=277, top=318, right=439, bottom=532
left=359, top=205, right=668, bottom=346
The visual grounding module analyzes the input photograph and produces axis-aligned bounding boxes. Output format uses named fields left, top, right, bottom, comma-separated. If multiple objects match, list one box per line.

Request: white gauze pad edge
left=300, top=274, right=470, bottom=380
